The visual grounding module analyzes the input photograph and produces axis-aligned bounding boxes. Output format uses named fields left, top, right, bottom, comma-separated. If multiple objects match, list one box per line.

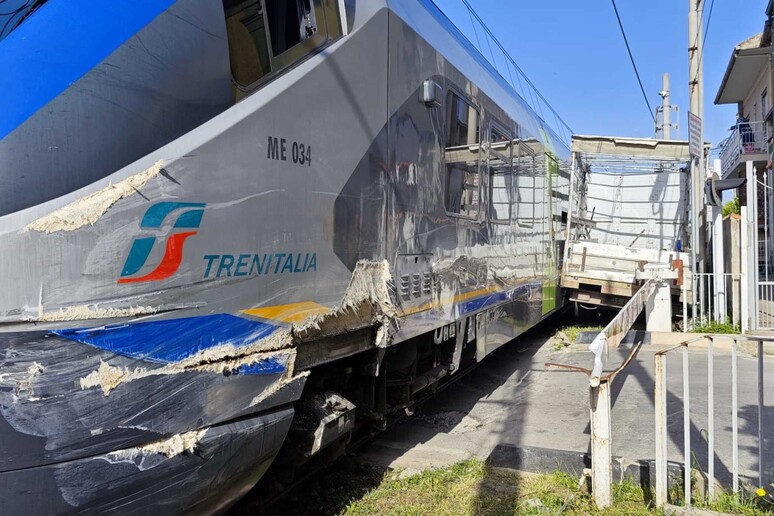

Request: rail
left=654, top=335, right=773, bottom=507
left=719, top=121, right=768, bottom=178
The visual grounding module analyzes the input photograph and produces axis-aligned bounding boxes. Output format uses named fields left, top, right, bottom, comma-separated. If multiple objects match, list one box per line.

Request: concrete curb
left=488, top=443, right=757, bottom=501
left=488, top=443, right=683, bottom=490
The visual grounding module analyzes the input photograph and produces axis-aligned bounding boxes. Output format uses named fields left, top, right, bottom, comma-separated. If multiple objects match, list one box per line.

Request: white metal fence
left=655, top=336, right=771, bottom=507
left=756, top=171, right=774, bottom=330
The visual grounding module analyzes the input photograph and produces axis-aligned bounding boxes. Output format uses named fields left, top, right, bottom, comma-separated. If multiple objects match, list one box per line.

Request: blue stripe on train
left=53, top=283, right=539, bottom=371
left=457, top=282, right=540, bottom=315
left=0, top=0, right=175, bottom=141
left=54, top=313, right=279, bottom=365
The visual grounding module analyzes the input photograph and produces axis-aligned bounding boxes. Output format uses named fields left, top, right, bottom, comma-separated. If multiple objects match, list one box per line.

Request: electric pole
left=688, top=0, right=705, bottom=323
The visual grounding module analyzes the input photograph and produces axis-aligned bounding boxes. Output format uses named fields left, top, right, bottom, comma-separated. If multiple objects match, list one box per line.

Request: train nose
left=0, top=325, right=305, bottom=513
left=0, top=405, right=296, bottom=514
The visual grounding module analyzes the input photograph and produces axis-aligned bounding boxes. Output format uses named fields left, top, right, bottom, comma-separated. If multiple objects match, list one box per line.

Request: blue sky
left=434, top=0, right=767, bottom=148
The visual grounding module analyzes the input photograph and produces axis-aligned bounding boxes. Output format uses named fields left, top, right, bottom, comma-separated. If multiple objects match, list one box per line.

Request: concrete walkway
left=356, top=321, right=774, bottom=488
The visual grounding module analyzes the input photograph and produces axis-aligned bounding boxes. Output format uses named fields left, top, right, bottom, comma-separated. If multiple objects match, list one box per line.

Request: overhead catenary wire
left=610, top=0, right=657, bottom=125
left=455, top=0, right=574, bottom=137
left=699, top=0, right=716, bottom=69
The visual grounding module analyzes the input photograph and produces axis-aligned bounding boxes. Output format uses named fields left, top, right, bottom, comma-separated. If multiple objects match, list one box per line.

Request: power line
left=610, top=0, right=657, bottom=124
left=456, top=0, right=574, bottom=136
left=702, top=0, right=715, bottom=49
left=699, top=0, right=716, bottom=69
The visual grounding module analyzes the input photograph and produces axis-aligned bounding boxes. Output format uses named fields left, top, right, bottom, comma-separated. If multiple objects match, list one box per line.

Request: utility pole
left=661, top=73, right=671, bottom=140
left=688, top=0, right=705, bottom=323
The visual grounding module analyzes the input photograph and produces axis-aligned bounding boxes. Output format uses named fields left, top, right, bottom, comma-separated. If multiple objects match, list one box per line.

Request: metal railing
left=720, top=121, right=768, bottom=178
left=654, top=335, right=771, bottom=507
left=547, top=280, right=653, bottom=508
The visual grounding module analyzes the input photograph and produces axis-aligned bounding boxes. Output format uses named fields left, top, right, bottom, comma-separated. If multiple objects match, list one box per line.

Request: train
left=0, top=0, right=570, bottom=512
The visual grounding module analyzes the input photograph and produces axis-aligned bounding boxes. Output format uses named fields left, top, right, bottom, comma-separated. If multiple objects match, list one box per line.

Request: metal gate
left=744, top=162, right=774, bottom=329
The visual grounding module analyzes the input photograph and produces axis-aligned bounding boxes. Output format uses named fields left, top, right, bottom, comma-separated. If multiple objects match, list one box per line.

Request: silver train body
left=0, top=0, right=570, bottom=512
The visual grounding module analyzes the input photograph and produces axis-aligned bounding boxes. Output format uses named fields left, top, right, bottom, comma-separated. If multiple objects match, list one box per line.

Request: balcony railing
left=719, top=120, right=768, bottom=178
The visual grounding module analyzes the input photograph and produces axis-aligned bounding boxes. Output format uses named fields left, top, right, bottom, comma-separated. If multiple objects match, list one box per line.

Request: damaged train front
left=0, top=1, right=318, bottom=513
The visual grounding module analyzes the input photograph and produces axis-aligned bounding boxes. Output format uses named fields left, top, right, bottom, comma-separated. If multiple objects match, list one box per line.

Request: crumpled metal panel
left=0, top=408, right=295, bottom=514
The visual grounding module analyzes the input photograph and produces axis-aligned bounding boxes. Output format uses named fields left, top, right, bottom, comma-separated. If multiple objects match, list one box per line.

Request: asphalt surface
left=355, top=318, right=774, bottom=487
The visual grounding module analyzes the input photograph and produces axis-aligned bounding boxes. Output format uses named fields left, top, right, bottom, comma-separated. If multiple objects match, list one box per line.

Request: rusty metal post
left=655, top=352, right=668, bottom=507
left=590, top=379, right=612, bottom=508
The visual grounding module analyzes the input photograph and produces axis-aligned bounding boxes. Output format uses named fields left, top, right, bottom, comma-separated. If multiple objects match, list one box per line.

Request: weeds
left=553, top=324, right=604, bottom=349
left=690, top=319, right=741, bottom=334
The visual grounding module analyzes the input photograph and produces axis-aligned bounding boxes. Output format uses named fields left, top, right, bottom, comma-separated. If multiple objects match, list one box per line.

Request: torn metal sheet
left=79, top=348, right=293, bottom=396
left=26, top=304, right=158, bottom=323
left=107, top=428, right=207, bottom=460
left=25, top=160, right=164, bottom=233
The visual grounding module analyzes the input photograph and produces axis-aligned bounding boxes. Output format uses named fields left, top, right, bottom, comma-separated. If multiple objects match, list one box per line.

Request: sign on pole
left=689, top=112, right=702, bottom=158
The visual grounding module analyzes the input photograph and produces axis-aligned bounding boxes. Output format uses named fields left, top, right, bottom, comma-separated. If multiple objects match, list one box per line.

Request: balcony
left=719, top=120, right=769, bottom=178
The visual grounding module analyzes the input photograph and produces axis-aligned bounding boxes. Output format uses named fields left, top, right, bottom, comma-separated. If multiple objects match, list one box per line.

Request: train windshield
left=223, top=0, right=329, bottom=92
left=0, top=0, right=47, bottom=41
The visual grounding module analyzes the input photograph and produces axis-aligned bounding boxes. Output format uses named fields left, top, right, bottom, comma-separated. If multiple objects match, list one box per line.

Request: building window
left=444, top=91, right=480, bottom=218
left=488, top=123, right=513, bottom=223
left=763, top=89, right=769, bottom=119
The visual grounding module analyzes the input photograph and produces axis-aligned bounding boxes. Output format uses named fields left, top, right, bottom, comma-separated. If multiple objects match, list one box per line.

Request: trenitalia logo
left=118, top=202, right=206, bottom=284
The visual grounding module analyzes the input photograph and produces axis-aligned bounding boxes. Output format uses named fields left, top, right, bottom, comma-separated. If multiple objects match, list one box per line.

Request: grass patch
left=342, top=459, right=664, bottom=515
left=696, top=492, right=769, bottom=515
left=561, top=324, right=603, bottom=343
left=262, top=457, right=774, bottom=515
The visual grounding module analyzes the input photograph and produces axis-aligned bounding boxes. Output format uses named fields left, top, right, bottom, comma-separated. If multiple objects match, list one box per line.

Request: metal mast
left=661, top=73, right=671, bottom=139
left=689, top=0, right=705, bottom=323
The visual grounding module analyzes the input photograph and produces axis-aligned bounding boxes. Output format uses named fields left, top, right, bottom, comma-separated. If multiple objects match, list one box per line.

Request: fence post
left=707, top=336, right=715, bottom=500
left=732, top=337, right=739, bottom=493
left=683, top=344, right=691, bottom=506
left=590, top=379, right=612, bottom=508
left=655, top=353, right=668, bottom=507
left=758, top=339, right=764, bottom=487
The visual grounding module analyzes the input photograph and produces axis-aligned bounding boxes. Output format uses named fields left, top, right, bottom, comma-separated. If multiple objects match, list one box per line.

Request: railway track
left=229, top=312, right=573, bottom=515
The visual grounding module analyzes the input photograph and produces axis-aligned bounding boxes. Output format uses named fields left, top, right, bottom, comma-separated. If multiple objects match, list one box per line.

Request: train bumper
left=0, top=328, right=306, bottom=513
left=0, top=407, right=294, bottom=514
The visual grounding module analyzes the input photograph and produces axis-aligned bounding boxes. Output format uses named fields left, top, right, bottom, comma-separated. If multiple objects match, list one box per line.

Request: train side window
left=515, top=142, right=536, bottom=227
left=444, top=91, right=480, bottom=218
left=224, top=0, right=272, bottom=86
left=265, top=0, right=318, bottom=56
left=488, top=123, right=513, bottom=223
left=224, top=0, right=328, bottom=91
